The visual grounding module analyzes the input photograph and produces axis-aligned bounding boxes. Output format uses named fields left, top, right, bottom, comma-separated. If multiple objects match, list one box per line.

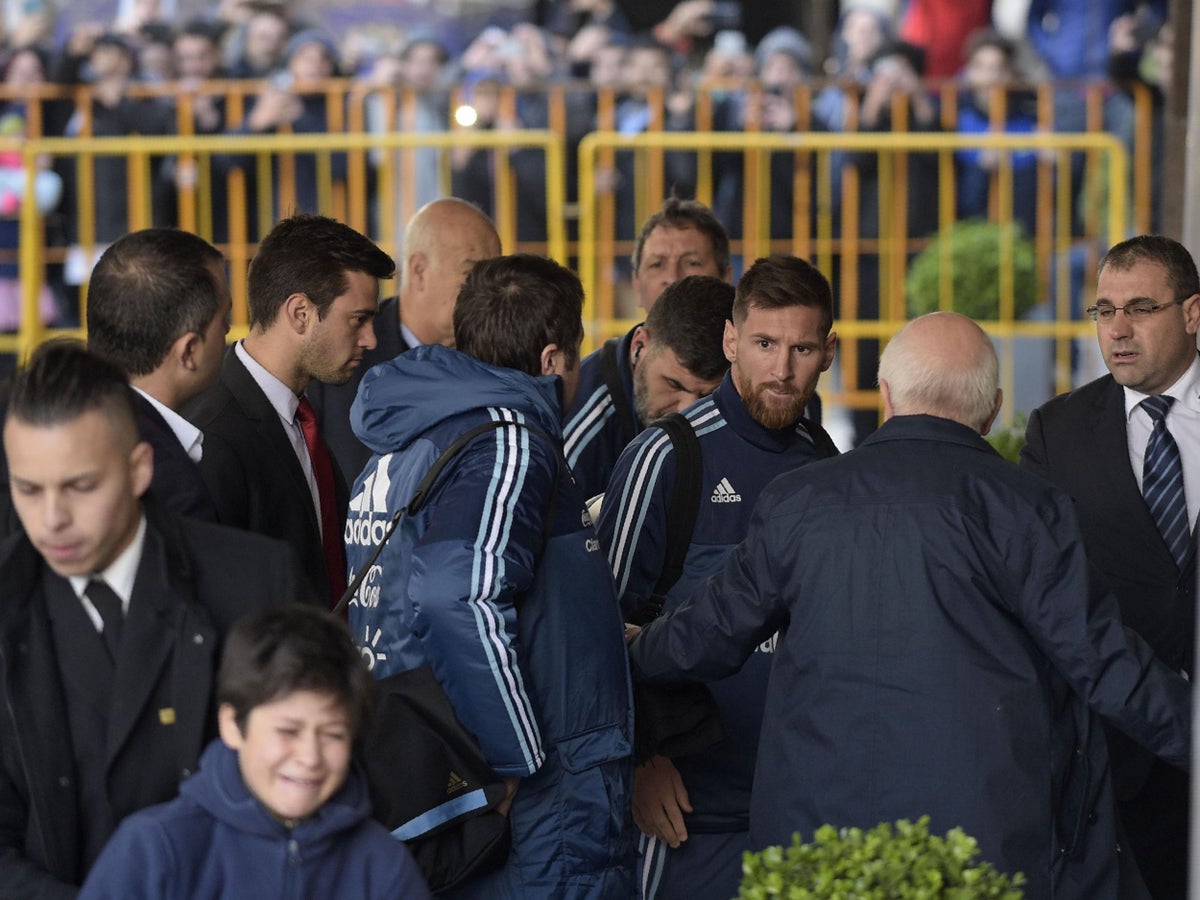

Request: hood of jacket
left=350, top=344, right=564, bottom=455
left=180, top=739, right=373, bottom=845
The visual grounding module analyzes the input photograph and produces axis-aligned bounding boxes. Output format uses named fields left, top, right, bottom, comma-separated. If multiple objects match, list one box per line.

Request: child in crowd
left=79, top=605, right=433, bottom=900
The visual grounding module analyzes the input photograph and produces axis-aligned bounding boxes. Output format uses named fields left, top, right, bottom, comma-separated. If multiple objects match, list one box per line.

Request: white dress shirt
left=133, top=386, right=204, bottom=463
left=68, top=515, right=147, bottom=632
left=1124, top=354, right=1200, bottom=531
left=234, top=341, right=322, bottom=528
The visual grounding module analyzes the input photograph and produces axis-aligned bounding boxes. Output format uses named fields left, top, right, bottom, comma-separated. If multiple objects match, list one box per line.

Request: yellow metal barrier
left=3, top=128, right=565, bottom=360
left=578, top=129, right=1128, bottom=427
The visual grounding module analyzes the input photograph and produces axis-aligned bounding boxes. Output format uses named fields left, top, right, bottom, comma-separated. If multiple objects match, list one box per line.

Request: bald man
left=627, top=312, right=1191, bottom=899
left=307, top=198, right=501, bottom=482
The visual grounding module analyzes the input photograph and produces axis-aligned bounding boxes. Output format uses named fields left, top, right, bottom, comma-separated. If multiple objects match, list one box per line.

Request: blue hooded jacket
left=346, top=345, right=634, bottom=898
left=79, top=740, right=431, bottom=900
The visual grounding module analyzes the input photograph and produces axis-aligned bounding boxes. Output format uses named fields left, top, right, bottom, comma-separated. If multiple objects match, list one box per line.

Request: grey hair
left=878, top=313, right=999, bottom=431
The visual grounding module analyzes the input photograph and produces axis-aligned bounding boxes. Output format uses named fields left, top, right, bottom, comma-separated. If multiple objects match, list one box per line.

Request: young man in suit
left=186, top=214, right=395, bottom=608
left=307, top=198, right=500, bottom=485
left=0, top=341, right=308, bottom=897
left=86, top=228, right=232, bottom=523
left=1021, top=235, right=1200, bottom=899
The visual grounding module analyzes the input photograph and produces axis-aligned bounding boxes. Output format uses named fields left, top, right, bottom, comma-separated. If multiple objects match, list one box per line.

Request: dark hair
left=218, top=605, right=373, bottom=738
left=631, top=197, right=731, bottom=276
left=1099, top=235, right=1200, bottom=300
left=869, top=39, right=926, bottom=77
left=176, top=18, right=225, bottom=46
left=454, top=254, right=584, bottom=374
left=401, top=36, right=448, bottom=64
left=3, top=44, right=48, bottom=81
left=7, top=339, right=137, bottom=435
left=248, top=214, right=395, bottom=328
left=87, top=229, right=225, bottom=377
left=964, top=28, right=1016, bottom=68
left=734, top=255, right=834, bottom=335
left=644, top=275, right=733, bottom=381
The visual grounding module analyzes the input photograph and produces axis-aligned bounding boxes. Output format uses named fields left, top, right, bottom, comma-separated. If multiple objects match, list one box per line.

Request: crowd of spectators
left=0, top=0, right=1176, bottom=337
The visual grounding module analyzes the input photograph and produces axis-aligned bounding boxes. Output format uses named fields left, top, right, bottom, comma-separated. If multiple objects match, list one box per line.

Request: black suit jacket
left=1022, top=373, right=1196, bottom=801
left=0, top=499, right=311, bottom=897
left=131, top=390, right=218, bottom=523
left=306, top=295, right=410, bottom=485
left=186, top=347, right=349, bottom=606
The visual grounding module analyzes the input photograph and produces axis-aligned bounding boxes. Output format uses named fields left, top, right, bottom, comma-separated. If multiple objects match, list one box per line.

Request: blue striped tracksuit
left=596, top=373, right=837, bottom=900
left=346, top=344, right=635, bottom=899
left=563, top=326, right=641, bottom=503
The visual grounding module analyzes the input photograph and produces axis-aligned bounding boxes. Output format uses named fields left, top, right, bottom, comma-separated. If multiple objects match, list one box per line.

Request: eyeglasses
left=1086, top=297, right=1190, bottom=322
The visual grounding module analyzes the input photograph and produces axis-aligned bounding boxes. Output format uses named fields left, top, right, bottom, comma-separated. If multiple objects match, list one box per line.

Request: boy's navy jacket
left=345, top=345, right=634, bottom=897
left=78, top=739, right=432, bottom=899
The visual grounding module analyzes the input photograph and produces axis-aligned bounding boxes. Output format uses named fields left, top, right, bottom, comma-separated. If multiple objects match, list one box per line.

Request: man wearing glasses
left=1022, top=234, right=1199, bottom=900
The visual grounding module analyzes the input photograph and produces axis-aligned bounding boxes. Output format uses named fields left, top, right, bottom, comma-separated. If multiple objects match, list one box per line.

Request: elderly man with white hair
left=627, top=311, right=1191, bottom=900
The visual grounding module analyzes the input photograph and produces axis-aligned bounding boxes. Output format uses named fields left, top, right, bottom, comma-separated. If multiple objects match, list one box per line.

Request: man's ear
left=879, top=377, right=894, bottom=421
left=173, top=331, right=204, bottom=373
left=129, top=440, right=154, bottom=498
left=820, top=331, right=837, bottom=373
left=1182, top=292, right=1200, bottom=337
left=282, top=292, right=313, bottom=334
left=407, top=251, right=429, bottom=291
left=539, top=343, right=564, bottom=377
left=722, top=319, right=737, bottom=364
left=980, top=388, right=1004, bottom=436
left=629, top=325, right=648, bottom=366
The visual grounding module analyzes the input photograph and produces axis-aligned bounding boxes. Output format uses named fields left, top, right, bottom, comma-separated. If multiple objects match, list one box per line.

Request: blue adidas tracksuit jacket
left=345, top=345, right=634, bottom=899
left=563, top=326, right=641, bottom=503
left=596, top=373, right=837, bottom=900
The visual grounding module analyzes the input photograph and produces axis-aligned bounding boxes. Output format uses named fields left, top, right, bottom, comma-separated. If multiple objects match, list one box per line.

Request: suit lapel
left=223, top=349, right=322, bottom=534
left=105, top=522, right=178, bottom=766
left=1091, top=379, right=1182, bottom=570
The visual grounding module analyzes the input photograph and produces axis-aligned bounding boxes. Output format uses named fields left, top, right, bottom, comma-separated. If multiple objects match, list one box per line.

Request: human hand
left=632, top=755, right=692, bottom=847
left=497, top=776, right=520, bottom=817
left=660, top=0, right=715, bottom=43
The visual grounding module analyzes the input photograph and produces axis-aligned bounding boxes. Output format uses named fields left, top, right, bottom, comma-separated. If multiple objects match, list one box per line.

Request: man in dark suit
left=1022, top=234, right=1200, bottom=899
left=0, top=341, right=310, bottom=897
left=186, top=214, right=395, bottom=607
left=307, top=198, right=499, bottom=484
left=87, top=228, right=233, bottom=523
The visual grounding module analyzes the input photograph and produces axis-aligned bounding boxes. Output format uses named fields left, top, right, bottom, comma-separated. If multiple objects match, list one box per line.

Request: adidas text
left=711, top=477, right=742, bottom=503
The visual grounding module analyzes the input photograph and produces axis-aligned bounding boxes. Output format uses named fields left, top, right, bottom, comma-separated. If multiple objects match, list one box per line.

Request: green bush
left=985, top=413, right=1027, bottom=463
left=905, top=221, right=1038, bottom=321
left=737, top=816, right=1025, bottom=899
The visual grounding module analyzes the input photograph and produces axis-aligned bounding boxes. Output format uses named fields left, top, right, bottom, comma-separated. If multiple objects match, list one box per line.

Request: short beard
left=632, top=358, right=657, bottom=425
left=738, top=373, right=807, bottom=430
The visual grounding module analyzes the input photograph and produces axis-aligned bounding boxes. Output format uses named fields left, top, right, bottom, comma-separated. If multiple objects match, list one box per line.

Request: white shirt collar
left=132, top=386, right=204, bottom=463
left=1123, top=355, right=1200, bottom=422
left=68, top=514, right=147, bottom=611
left=235, top=340, right=300, bottom=423
left=399, top=321, right=422, bottom=349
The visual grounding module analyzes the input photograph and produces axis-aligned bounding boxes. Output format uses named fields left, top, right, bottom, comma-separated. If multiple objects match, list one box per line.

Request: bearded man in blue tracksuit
left=345, top=254, right=634, bottom=899
left=598, top=256, right=839, bottom=900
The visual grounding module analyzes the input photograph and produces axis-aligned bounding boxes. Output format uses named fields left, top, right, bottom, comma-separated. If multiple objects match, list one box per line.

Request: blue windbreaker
left=346, top=345, right=634, bottom=899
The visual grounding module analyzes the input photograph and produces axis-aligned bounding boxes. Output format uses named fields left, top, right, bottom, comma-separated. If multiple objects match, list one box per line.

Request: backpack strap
left=335, top=419, right=563, bottom=617
left=600, top=337, right=638, bottom=442
left=800, top=416, right=840, bottom=459
left=630, top=412, right=703, bottom=626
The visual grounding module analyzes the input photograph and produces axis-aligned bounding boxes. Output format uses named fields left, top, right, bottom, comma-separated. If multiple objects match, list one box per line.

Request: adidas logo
left=711, top=477, right=742, bottom=503
left=447, top=771, right=469, bottom=795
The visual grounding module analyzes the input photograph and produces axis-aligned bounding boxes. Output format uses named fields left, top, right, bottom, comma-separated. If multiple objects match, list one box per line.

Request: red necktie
left=296, top=397, right=346, bottom=607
